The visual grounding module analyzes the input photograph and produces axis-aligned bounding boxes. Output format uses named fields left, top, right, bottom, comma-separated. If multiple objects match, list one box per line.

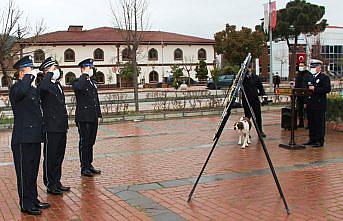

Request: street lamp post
left=268, top=0, right=274, bottom=92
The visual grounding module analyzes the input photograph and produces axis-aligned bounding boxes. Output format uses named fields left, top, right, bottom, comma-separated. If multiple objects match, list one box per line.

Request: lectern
left=276, top=88, right=312, bottom=150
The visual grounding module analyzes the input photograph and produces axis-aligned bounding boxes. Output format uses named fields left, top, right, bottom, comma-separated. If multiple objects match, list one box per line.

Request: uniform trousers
left=12, top=143, right=41, bottom=210
left=76, top=121, right=98, bottom=171
left=307, top=108, right=326, bottom=144
left=43, top=132, right=67, bottom=189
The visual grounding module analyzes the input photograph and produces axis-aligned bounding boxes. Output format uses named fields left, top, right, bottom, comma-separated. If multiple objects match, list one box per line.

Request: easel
left=187, top=54, right=290, bottom=215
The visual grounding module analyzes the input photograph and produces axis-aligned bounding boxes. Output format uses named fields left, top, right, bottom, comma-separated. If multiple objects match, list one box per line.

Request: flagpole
left=269, top=0, right=273, bottom=92
left=160, top=31, right=165, bottom=82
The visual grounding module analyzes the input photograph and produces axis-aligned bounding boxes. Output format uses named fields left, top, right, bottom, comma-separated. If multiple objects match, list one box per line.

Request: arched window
left=198, top=48, right=207, bottom=60
left=122, top=48, right=131, bottom=61
left=95, top=71, right=105, bottom=84
left=64, top=49, right=75, bottom=62
left=174, top=48, right=183, bottom=61
left=1, top=76, right=10, bottom=87
left=94, top=48, right=104, bottom=61
left=34, top=49, right=45, bottom=63
left=149, top=71, right=159, bottom=83
left=65, top=72, right=76, bottom=85
left=148, top=48, right=158, bottom=61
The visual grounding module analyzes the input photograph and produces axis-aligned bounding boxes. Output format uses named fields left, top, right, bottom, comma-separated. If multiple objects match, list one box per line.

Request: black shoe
left=81, top=170, right=94, bottom=177
left=58, top=185, right=71, bottom=192
left=21, top=207, right=42, bottom=215
left=303, top=141, right=315, bottom=145
left=298, top=124, right=304, bottom=128
left=47, top=188, right=63, bottom=195
left=35, top=202, right=51, bottom=209
left=90, top=167, right=101, bottom=174
left=312, top=143, right=323, bottom=148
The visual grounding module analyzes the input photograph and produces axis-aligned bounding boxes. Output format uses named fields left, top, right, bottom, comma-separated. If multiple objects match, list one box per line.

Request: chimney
left=68, top=25, right=83, bottom=32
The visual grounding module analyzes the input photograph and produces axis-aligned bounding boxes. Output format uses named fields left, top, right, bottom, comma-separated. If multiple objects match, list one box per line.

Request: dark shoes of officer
left=22, top=201, right=51, bottom=215
left=47, top=187, right=63, bottom=195
left=35, top=202, right=51, bottom=209
left=81, top=167, right=101, bottom=177
left=81, top=169, right=94, bottom=177
left=312, top=142, right=324, bottom=148
left=298, top=124, right=305, bottom=128
left=59, top=185, right=71, bottom=192
left=90, top=166, right=101, bottom=174
left=303, top=141, right=315, bottom=145
left=21, top=207, right=42, bottom=215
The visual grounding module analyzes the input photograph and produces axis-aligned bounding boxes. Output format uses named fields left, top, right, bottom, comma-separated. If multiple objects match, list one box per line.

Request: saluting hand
left=26, top=69, right=40, bottom=78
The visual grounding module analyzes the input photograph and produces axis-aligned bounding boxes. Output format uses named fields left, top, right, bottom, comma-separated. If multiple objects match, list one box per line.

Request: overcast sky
left=1, top=0, right=341, bottom=39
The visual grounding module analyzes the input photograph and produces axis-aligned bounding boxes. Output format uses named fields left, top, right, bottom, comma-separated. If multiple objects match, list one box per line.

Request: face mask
left=87, top=69, right=94, bottom=78
left=299, top=67, right=305, bottom=72
left=310, top=68, right=317, bottom=75
left=51, top=69, right=60, bottom=81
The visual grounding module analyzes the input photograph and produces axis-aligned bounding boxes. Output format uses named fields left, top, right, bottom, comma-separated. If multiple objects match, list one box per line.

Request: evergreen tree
left=273, top=0, right=327, bottom=79
left=195, top=60, right=208, bottom=81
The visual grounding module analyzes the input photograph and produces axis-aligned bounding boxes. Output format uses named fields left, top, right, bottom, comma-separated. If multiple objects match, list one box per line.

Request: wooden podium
left=275, top=88, right=312, bottom=150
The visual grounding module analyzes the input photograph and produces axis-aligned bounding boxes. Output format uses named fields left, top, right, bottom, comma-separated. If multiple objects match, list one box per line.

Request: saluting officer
left=10, top=56, right=50, bottom=215
left=72, top=58, right=102, bottom=177
left=303, top=63, right=331, bottom=148
left=39, top=57, right=70, bottom=195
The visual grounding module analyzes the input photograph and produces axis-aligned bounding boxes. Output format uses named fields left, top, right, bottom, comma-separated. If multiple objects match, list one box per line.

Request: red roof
left=29, top=27, right=215, bottom=45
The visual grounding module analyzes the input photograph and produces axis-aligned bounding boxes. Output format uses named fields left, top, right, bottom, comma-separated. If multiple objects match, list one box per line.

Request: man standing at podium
left=295, top=62, right=312, bottom=128
left=303, top=63, right=331, bottom=148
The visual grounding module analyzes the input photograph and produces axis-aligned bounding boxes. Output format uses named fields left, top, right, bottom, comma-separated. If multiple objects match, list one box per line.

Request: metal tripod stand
left=187, top=57, right=290, bottom=214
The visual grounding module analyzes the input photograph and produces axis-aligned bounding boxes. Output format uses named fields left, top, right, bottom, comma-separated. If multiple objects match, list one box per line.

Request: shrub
left=327, top=94, right=343, bottom=122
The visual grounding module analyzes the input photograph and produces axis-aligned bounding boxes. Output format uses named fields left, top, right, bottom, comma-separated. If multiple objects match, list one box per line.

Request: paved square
left=0, top=110, right=343, bottom=220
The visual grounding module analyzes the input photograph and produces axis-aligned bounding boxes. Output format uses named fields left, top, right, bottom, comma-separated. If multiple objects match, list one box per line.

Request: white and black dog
left=233, top=117, right=252, bottom=149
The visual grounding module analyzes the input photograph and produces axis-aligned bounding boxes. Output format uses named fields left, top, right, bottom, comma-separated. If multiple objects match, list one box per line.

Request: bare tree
left=183, top=56, right=195, bottom=86
left=274, top=50, right=288, bottom=79
left=0, top=0, right=45, bottom=88
left=110, top=0, right=149, bottom=112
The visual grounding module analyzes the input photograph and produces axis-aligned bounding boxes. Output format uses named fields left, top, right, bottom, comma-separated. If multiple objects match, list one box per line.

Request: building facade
left=259, top=26, right=343, bottom=79
left=0, top=26, right=215, bottom=88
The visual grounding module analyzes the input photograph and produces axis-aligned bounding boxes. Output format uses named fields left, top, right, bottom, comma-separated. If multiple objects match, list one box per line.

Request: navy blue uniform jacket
left=39, top=72, right=68, bottom=133
left=307, top=72, right=331, bottom=110
left=72, top=75, right=102, bottom=123
left=10, top=75, right=43, bottom=145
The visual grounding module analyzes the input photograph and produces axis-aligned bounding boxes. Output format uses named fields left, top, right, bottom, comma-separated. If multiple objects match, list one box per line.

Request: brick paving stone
left=0, top=110, right=342, bottom=220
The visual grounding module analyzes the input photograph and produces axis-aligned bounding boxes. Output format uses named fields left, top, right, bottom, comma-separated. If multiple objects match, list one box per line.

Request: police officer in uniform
left=39, top=57, right=70, bottom=195
left=72, top=58, right=102, bottom=177
left=295, top=62, right=312, bottom=128
left=303, top=63, right=331, bottom=147
left=242, top=68, right=267, bottom=137
left=10, top=56, right=50, bottom=215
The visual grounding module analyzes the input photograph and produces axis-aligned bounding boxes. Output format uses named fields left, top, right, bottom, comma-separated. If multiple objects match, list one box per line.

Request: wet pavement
left=0, top=110, right=343, bottom=220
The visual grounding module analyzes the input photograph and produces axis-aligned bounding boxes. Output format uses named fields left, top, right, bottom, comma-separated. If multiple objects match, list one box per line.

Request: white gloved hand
left=26, top=69, right=40, bottom=78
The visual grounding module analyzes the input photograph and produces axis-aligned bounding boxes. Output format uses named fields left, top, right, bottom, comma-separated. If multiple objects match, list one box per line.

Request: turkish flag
left=297, top=53, right=307, bottom=64
left=270, top=1, right=277, bottom=30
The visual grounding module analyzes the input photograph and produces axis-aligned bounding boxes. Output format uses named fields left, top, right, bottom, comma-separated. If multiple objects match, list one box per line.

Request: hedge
left=327, top=94, right=343, bottom=122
